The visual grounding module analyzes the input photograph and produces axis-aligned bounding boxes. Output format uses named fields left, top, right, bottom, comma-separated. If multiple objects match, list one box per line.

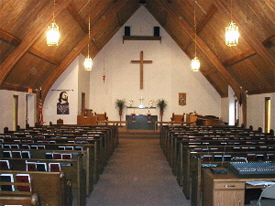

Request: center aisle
left=87, top=138, right=190, bottom=206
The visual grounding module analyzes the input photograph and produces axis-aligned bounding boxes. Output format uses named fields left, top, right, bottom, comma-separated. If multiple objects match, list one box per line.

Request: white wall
left=0, top=90, right=30, bottom=132
left=247, top=93, right=275, bottom=131
left=43, top=57, right=80, bottom=125
left=78, top=54, right=90, bottom=114
left=90, top=7, right=221, bottom=121
left=221, top=97, right=229, bottom=124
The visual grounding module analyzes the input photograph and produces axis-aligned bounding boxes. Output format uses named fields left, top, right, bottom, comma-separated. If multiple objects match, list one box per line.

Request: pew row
left=0, top=170, right=72, bottom=206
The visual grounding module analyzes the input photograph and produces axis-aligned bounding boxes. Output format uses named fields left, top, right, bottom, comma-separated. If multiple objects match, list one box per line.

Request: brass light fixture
left=84, top=13, right=93, bottom=71
left=225, top=0, right=239, bottom=46
left=47, top=0, right=60, bottom=46
left=191, top=0, right=200, bottom=72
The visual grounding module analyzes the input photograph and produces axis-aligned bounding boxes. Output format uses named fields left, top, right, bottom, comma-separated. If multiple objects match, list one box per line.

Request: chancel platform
left=126, top=114, right=157, bottom=130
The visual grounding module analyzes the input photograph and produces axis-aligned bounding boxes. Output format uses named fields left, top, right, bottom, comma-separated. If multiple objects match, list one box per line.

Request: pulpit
left=77, top=109, right=97, bottom=125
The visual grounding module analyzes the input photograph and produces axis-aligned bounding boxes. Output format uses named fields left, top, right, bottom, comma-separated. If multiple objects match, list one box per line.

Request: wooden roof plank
left=41, top=0, right=135, bottom=100
left=158, top=0, right=243, bottom=99
left=67, top=3, right=88, bottom=33
left=214, top=0, right=275, bottom=68
left=0, top=0, right=73, bottom=86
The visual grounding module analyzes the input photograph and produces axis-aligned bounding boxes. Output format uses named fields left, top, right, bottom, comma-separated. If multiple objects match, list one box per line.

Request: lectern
left=77, top=109, right=97, bottom=125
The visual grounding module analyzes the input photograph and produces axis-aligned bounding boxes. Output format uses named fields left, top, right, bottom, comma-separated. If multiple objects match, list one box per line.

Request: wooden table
left=203, top=169, right=275, bottom=206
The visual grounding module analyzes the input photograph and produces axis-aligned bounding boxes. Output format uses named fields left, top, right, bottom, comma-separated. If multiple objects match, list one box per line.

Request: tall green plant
left=157, top=99, right=167, bottom=111
left=115, top=99, right=126, bottom=110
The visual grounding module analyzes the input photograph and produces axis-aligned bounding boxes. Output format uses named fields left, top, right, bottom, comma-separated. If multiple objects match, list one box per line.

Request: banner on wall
left=57, top=91, right=70, bottom=114
left=179, top=93, right=186, bottom=106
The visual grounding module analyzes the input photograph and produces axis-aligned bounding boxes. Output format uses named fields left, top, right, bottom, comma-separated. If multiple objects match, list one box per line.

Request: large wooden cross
left=131, top=51, right=153, bottom=89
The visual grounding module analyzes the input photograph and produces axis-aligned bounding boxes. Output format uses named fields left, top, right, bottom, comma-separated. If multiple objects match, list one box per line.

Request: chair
left=170, top=113, right=185, bottom=123
left=95, top=112, right=108, bottom=124
left=57, top=118, right=63, bottom=125
left=250, top=185, right=275, bottom=206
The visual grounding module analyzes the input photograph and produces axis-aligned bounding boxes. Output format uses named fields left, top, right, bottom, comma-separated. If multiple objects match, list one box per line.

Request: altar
left=126, top=114, right=157, bottom=130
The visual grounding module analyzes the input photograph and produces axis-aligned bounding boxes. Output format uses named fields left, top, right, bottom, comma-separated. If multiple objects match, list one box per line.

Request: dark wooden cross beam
left=131, top=51, right=152, bottom=89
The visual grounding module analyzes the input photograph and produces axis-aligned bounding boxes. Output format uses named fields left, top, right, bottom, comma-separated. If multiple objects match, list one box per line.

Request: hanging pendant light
left=191, top=56, right=200, bottom=72
left=225, top=0, right=239, bottom=46
left=47, top=0, right=60, bottom=46
left=84, top=13, right=93, bottom=71
left=191, top=0, right=200, bottom=72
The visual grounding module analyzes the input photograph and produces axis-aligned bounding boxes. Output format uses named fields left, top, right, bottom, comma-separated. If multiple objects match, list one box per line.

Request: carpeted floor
left=86, top=138, right=190, bottom=206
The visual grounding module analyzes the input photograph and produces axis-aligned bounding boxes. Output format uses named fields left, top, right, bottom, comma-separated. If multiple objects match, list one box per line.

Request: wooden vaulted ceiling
left=0, top=0, right=274, bottom=101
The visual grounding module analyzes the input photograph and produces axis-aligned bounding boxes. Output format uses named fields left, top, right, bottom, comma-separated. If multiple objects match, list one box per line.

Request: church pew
left=0, top=138, right=102, bottom=183
left=0, top=147, right=95, bottom=196
left=0, top=193, right=40, bottom=206
left=1, top=128, right=113, bottom=172
left=0, top=170, right=73, bottom=206
left=1, top=157, right=85, bottom=206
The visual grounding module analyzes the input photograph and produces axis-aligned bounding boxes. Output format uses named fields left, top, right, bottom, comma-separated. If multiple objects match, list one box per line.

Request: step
left=119, top=130, right=160, bottom=139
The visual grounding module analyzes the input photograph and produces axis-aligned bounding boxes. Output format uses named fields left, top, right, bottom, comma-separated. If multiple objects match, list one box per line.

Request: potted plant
left=157, top=99, right=167, bottom=121
left=115, top=99, right=126, bottom=122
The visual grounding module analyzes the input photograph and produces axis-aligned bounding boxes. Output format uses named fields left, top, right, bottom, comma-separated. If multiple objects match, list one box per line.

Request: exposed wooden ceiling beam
left=0, top=28, right=61, bottom=66
left=223, top=48, right=256, bottom=68
left=248, top=86, right=275, bottom=95
left=67, top=3, right=88, bottom=33
left=41, top=0, right=132, bottom=101
left=262, top=34, right=275, bottom=48
left=160, top=0, right=243, bottom=99
left=0, top=0, right=72, bottom=86
left=117, top=13, right=122, bottom=26
left=183, top=3, right=217, bottom=52
left=222, top=35, right=275, bottom=68
left=0, top=28, right=21, bottom=45
left=28, top=47, right=61, bottom=65
left=214, top=0, right=275, bottom=68
left=1, top=82, right=29, bottom=92
left=203, top=69, right=217, bottom=77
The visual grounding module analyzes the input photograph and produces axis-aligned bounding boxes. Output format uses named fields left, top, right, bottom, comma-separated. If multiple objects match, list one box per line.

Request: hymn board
left=131, top=51, right=152, bottom=89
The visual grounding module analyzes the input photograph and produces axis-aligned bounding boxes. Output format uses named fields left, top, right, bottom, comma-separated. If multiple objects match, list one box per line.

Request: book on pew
left=21, top=151, right=31, bottom=159
left=62, top=153, right=72, bottom=159
left=3, top=151, right=12, bottom=158
left=38, top=145, right=45, bottom=149
left=15, top=174, right=31, bottom=192
left=36, top=163, right=47, bottom=171
left=45, top=153, right=54, bottom=159
left=58, top=146, right=66, bottom=150
left=10, top=144, right=19, bottom=149
left=12, top=151, right=22, bottom=158
left=26, top=162, right=37, bottom=171
left=53, top=153, right=62, bottom=159
left=75, top=146, right=83, bottom=151
left=3, top=144, right=11, bottom=148
left=49, top=163, right=61, bottom=172
left=30, top=145, right=38, bottom=149
left=0, top=174, right=15, bottom=191
left=0, top=160, right=10, bottom=170
left=65, top=146, right=74, bottom=150
left=22, top=144, right=30, bottom=149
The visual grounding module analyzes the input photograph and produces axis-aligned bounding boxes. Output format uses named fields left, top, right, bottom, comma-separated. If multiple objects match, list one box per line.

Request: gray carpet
left=86, top=138, right=190, bottom=206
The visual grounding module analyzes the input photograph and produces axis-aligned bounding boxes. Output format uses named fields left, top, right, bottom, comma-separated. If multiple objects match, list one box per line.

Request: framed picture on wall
left=179, top=93, right=186, bottom=106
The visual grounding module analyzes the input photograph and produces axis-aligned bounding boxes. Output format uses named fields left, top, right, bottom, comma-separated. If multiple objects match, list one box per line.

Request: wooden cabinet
left=202, top=169, right=275, bottom=206
left=203, top=171, right=245, bottom=206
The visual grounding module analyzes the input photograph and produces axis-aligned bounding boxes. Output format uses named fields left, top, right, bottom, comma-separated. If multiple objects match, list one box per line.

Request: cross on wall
left=131, top=51, right=153, bottom=89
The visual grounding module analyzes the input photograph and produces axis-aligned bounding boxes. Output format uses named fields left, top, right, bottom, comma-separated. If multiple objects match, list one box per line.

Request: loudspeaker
left=154, top=26, right=160, bottom=36
left=125, top=26, right=131, bottom=36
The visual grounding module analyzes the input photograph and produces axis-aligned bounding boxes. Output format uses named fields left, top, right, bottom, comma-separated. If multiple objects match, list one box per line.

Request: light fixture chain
left=88, top=14, right=91, bottom=57
left=230, top=0, right=233, bottom=22
left=53, top=0, right=56, bottom=22
left=194, top=0, right=197, bottom=57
